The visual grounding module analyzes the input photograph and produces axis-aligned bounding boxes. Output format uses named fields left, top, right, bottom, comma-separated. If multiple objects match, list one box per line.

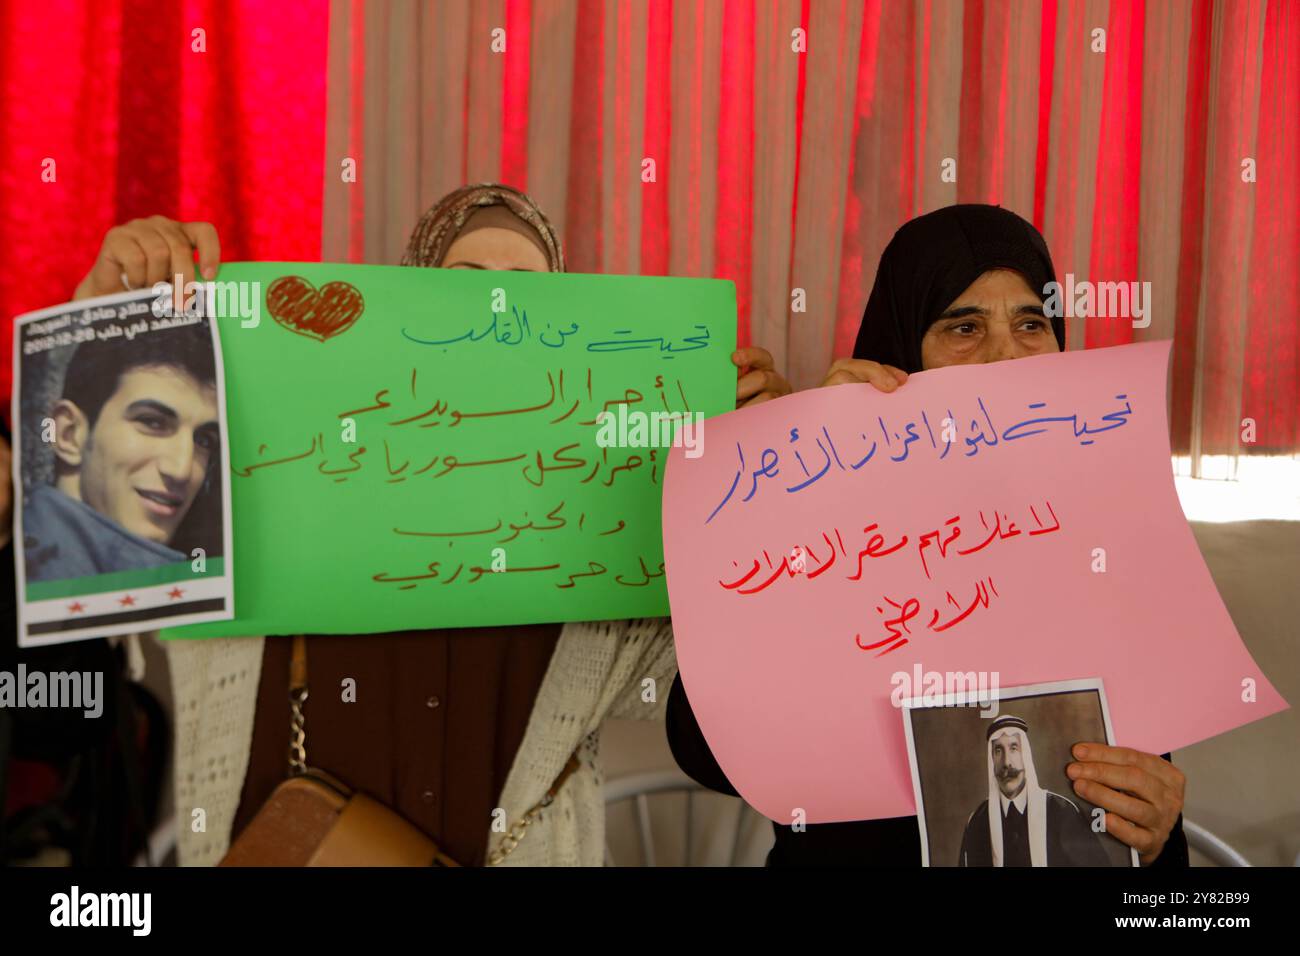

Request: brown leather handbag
left=218, top=635, right=579, bottom=867
left=219, top=635, right=458, bottom=867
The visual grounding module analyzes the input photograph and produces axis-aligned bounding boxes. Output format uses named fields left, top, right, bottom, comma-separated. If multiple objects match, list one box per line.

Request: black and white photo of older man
left=958, top=714, right=1109, bottom=867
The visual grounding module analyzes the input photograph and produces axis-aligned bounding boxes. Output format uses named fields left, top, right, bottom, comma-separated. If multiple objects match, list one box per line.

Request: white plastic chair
left=603, top=770, right=763, bottom=866
left=1183, top=819, right=1253, bottom=867
left=601, top=780, right=1261, bottom=868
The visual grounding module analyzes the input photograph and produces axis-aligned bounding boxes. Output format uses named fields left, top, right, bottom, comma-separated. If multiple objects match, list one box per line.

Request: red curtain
left=0, top=0, right=329, bottom=415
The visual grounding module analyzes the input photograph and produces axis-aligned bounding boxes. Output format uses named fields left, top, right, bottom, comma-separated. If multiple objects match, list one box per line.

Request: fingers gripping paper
left=661, top=341, right=1287, bottom=824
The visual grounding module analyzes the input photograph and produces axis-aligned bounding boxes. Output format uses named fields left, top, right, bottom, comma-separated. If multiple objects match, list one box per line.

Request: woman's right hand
left=816, top=358, right=909, bottom=393
left=73, top=216, right=222, bottom=301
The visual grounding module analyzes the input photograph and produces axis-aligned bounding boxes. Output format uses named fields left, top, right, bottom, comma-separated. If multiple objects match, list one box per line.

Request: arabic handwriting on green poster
left=164, top=263, right=736, bottom=638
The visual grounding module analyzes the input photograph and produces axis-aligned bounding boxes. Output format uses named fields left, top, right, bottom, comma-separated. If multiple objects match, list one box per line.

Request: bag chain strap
left=288, top=634, right=309, bottom=776
left=487, top=751, right=582, bottom=866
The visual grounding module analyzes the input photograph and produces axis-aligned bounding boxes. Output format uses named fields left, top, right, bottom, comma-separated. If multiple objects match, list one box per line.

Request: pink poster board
left=662, top=341, right=1288, bottom=823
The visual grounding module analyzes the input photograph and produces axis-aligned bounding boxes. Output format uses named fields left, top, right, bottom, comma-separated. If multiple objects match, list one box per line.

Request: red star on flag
left=67, top=601, right=85, bottom=614
left=168, top=587, right=185, bottom=600
left=118, top=594, right=136, bottom=607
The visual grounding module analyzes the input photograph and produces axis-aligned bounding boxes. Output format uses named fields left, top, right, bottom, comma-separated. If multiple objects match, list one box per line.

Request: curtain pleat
left=746, top=0, right=800, bottom=365
left=1169, top=0, right=1214, bottom=459
left=1044, top=0, right=1109, bottom=353
left=603, top=0, right=650, bottom=278
left=640, top=0, right=673, bottom=277
left=1191, top=0, right=1267, bottom=463
left=502, top=0, right=534, bottom=190
left=1086, top=0, right=1145, bottom=351
left=1137, top=0, right=1193, bottom=348
left=667, top=0, right=722, bottom=279
left=786, top=0, right=863, bottom=389
left=1244, top=0, right=1300, bottom=456
left=713, top=0, right=757, bottom=345
left=915, top=0, right=964, bottom=215
left=565, top=0, right=605, bottom=272
left=526, top=0, right=578, bottom=228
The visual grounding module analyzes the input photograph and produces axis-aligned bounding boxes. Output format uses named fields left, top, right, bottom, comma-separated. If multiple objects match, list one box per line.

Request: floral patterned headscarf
left=401, top=182, right=565, bottom=272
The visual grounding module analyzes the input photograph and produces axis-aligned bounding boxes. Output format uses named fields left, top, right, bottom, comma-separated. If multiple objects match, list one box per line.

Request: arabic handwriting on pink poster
left=661, top=342, right=1288, bottom=826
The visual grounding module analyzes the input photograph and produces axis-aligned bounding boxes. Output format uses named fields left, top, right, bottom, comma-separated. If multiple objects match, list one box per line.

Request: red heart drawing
left=266, top=276, right=365, bottom=342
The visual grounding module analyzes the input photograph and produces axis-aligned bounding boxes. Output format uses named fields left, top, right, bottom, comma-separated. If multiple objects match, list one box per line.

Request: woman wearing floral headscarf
left=72, top=183, right=791, bottom=866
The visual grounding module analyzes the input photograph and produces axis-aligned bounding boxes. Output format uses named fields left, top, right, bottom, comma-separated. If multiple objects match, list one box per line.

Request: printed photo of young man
left=22, top=323, right=220, bottom=583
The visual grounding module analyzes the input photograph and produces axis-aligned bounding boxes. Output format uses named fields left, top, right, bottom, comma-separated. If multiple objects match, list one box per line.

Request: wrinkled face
left=921, top=268, right=1060, bottom=369
left=79, top=366, right=219, bottom=545
left=991, top=729, right=1028, bottom=800
left=440, top=221, right=549, bottom=273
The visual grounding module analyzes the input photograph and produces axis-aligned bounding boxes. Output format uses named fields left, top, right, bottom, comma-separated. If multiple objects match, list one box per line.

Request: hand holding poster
left=162, top=263, right=735, bottom=638
left=12, top=290, right=234, bottom=645
left=902, top=678, right=1138, bottom=867
left=661, top=341, right=1288, bottom=824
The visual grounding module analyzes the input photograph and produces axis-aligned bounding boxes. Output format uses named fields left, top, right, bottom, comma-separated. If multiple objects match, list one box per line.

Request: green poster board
left=164, top=263, right=736, bottom=638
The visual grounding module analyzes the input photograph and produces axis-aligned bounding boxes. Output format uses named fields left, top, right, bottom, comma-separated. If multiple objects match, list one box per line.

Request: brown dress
left=232, top=624, right=561, bottom=866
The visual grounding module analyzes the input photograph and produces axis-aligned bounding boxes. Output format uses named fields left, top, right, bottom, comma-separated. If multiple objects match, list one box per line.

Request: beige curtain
left=320, top=0, right=1297, bottom=461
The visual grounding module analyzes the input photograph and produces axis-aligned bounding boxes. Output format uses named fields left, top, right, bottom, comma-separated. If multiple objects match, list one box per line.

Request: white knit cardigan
left=165, top=617, right=677, bottom=866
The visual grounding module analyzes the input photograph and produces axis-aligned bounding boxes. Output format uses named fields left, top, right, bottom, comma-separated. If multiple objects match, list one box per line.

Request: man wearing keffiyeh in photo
left=958, top=714, right=1110, bottom=867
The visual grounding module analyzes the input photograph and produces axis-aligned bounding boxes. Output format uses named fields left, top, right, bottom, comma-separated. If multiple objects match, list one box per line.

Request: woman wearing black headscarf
left=666, top=204, right=1189, bottom=867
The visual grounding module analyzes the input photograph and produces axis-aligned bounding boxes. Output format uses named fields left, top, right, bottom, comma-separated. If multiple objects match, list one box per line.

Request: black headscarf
left=850, top=204, right=1066, bottom=374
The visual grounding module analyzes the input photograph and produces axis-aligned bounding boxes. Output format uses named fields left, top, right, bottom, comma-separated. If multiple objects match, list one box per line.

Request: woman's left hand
left=733, top=347, right=793, bottom=408
left=1067, top=743, right=1186, bottom=866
